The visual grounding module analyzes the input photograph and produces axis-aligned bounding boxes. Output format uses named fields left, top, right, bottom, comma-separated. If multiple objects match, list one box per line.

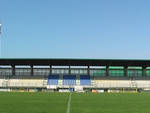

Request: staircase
left=43, top=76, right=48, bottom=87
left=2, top=76, right=9, bottom=88
left=130, top=77, right=137, bottom=88
left=76, top=75, right=80, bottom=86
left=91, top=76, right=97, bottom=87
left=58, top=75, right=62, bottom=86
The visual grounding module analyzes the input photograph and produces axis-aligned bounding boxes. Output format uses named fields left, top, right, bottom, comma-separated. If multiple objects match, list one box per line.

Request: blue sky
left=0, top=0, right=150, bottom=59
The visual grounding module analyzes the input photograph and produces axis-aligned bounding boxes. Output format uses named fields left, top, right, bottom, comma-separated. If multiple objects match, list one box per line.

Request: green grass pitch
left=0, top=92, right=150, bottom=113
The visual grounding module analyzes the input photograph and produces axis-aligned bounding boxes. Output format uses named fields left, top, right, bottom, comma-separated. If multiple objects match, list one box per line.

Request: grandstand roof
left=0, top=58, right=150, bottom=67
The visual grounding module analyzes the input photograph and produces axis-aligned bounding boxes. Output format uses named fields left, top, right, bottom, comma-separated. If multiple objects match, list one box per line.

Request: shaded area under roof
left=0, top=58, right=150, bottom=67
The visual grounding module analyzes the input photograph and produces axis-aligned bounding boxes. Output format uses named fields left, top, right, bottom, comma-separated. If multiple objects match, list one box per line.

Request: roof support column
left=88, top=66, right=90, bottom=75
left=31, top=65, right=33, bottom=76
left=106, top=66, right=109, bottom=76
left=69, top=65, right=71, bottom=75
left=124, top=66, right=128, bottom=77
left=142, top=66, right=147, bottom=77
left=12, top=65, right=15, bottom=76
left=50, top=65, right=52, bottom=75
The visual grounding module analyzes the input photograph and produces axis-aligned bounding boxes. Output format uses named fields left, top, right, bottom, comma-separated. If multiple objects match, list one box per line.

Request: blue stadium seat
left=63, top=75, right=76, bottom=85
left=48, top=75, right=59, bottom=85
left=80, top=75, right=91, bottom=85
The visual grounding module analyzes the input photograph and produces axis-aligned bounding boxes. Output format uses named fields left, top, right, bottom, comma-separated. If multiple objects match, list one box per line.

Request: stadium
left=1, top=1, right=150, bottom=113
left=1, top=58, right=150, bottom=92
left=0, top=58, right=150, bottom=113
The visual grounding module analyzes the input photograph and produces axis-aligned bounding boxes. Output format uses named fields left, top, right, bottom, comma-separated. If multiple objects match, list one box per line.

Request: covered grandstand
left=0, top=58, right=150, bottom=92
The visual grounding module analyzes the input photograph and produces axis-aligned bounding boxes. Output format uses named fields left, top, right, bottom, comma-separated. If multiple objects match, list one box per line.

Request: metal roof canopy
left=0, top=58, right=150, bottom=67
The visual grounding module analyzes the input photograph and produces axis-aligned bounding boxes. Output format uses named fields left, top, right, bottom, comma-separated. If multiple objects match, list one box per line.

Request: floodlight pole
left=0, top=23, right=1, bottom=58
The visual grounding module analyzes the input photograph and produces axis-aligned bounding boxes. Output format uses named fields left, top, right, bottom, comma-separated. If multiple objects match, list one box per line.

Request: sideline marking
left=66, top=93, right=72, bottom=113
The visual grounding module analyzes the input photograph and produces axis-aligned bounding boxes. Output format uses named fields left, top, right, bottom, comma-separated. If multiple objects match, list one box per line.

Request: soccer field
left=0, top=92, right=150, bottom=113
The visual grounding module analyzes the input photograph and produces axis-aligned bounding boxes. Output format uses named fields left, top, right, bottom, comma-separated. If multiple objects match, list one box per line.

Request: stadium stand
left=80, top=75, right=91, bottom=85
left=93, top=77, right=131, bottom=88
left=8, top=76, right=45, bottom=87
left=48, top=75, right=59, bottom=85
left=0, top=79, right=4, bottom=87
left=0, top=59, right=150, bottom=92
left=63, top=75, right=76, bottom=85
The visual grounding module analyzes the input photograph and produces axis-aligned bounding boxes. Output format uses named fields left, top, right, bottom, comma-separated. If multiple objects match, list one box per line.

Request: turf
left=0, top=92, right=150, bottom=113
left=71, top=93, right=150, bottom=113
left=0, top=92, right=69, bottom=113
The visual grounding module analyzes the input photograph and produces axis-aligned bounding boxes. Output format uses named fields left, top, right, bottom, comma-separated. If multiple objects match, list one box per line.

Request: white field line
left=66, top=93, right=72, bottom=113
